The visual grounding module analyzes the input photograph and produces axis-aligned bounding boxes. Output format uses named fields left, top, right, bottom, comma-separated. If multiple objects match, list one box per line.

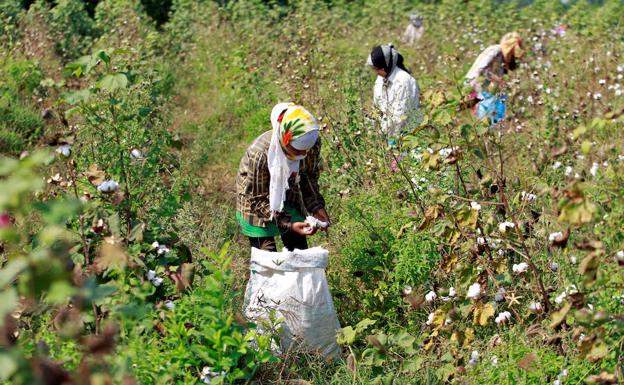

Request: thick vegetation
left=0, top=1, right=623, bottom=384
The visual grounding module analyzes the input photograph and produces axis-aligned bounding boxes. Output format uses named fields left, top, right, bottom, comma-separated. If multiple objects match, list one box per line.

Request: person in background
left=402, top=13, right=424, bottom=45
left=367, top=44, right=420, bottom=147
left=236, top=103, right=330, bottom=252
left=462, top=32, right=523, bottom=124
left=464, top=32, right=524, bottom=93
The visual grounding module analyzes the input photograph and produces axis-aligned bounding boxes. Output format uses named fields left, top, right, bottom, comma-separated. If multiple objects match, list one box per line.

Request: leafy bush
left=49, top=0, right=97, bottom=60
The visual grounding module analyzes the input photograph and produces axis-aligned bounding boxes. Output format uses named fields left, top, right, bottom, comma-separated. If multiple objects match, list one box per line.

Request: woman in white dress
left=367, top=44, right=420, bottom=147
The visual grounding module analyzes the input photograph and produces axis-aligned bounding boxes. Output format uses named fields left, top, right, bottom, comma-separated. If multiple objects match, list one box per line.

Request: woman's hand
left=292, top=222, right=317, bottom=236
left=313, top=208, right=331, bottom=232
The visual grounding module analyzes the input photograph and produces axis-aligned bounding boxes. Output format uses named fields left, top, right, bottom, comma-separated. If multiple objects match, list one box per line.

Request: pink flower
left=0, top=213, right=10, bottom=228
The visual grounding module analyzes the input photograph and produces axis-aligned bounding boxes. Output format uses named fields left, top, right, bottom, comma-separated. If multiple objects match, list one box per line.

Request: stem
left=68, top=159, right=91, bottom=265
left=109, top=100, right=133, bottom=241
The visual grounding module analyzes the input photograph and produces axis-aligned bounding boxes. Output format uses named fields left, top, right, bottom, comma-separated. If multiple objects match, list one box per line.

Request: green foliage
left=49, top=0, right=97, bottom=60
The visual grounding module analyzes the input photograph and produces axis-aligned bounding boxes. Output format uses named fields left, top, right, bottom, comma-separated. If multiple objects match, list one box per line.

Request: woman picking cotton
left=367, top=44, right=421, bottom=147
left=236, top=103, right=330, bottom=252
left=402, top=13, right=424, bottom=46
left=463, top=32, right=523, bottom=125
left=464, top=32, right=524, bottom=93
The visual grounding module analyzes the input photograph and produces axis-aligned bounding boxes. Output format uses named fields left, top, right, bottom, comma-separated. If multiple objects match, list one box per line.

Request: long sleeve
left=299, top=140, right=325, bottom=214
left=247, top=150, right=292, bottom=229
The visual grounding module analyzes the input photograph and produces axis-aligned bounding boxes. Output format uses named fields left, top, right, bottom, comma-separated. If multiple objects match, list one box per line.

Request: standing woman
left=367, top=44, right=420, bottom=146
left=236, top=102, right=330, bottom=252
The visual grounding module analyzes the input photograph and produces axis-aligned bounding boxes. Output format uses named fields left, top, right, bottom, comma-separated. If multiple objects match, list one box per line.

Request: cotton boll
left=495, top=311, right=512, bottom=324
left=477, top=237, right=486, bottom=245
left=491, top=356, right=498, bottom=366
left=425, top=290, right=437, bottom=302
left=521, top=191, right=537, bottom=203
left=469, top=350, right=479, bottom=366
left=403, top=285, right=413, bottom=295
left=495, top=287, right=506, bottom=302
left=550, top=262, right=559, bottom=272
left=470, top=201, right=481, bottom=211
left=56, top=145, right=71, bottom=157
left=164, top=300, right=175, bottom=310
left=151, top=241, right=159, bottom=249
left=498, top=221, right=515, bottom=233
left=529, top=302, right=543, bottom=312
left=512, top=262, right=529, bottom=274
left=555, top=292, right=567, bottom=304
left=152, top=277, right=163, bottom=287
left=466, top=283, right=481, bottom=299
left=564, top=166, right=573, bottom=176
left=570, top=255, right=577, bottom=264
left=552, top=161, right=562, bottom=170
left=426, top=312, right=435, bottom=325
left=130, top=148, right=142, bottom=159
left=146, top=270, right=156, bottom=281
left=448, top=287, right=456, bottom=297
left=157, top=245, right=170, bottom=255
left=590, top=162, right=599, bottom=177
left=548, top=231, right=563, bottom=242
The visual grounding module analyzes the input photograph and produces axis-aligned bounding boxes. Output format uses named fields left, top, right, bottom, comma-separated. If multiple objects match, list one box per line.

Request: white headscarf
left=267, top=103, right=319, bottom=217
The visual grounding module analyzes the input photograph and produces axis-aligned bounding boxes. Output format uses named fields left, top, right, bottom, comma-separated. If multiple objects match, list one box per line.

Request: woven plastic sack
left=476, top=92, right=507, bottom=125
left=244, top=247, right=341, bottom=358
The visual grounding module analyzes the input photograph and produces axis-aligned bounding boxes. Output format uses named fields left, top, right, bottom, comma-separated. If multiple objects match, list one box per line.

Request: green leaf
left=0, top=258, right=27, bottom=287
left=336, top=326, right=356, bottom=345
left=0, top=352, right=17, bottom=381
left=587, top=341, right=608, bottom=362
left=572, top=125, right=586, bottom=140
left=355, top=318, right=376, bottom=333
left=45, top=281, right=75, bottom=304
left=0, top=287, right=18, bottom=325
left=98, top=73, right=128, bottom=92
left=580, top=140, right=592, bottom=154
left=62, top=89, right=91, bottom=105
left=550, top=302, right=572, bottom=328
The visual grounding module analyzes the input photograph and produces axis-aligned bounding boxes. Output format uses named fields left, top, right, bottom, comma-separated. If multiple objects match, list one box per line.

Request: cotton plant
left=495, top=311, right=512, bottom=325
left=425, top=290, right=437, bottom=302
left=498, top=221, right=515, bottom=233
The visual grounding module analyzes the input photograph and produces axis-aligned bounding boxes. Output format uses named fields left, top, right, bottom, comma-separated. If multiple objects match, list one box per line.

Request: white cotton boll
left=602, top=161, right=609, bottom=167
left=97, top=180, right=119, bottom=193
left=448, top=287, right=456, bottom=297
left=466, top=283, right=481, bottom=299
left=521, top=191, right=537, bottom=203
left=152, top=277, right=163, bottom=287
left=469, top=350, right=479, bottom=366
left=552, top=161, right=562, bottom=170
left=599, top=79, right=606, bottom=85
left=495, top=287, right=506, bottom=302
left=495, top=311, right=512, bottom=324
left=130, top=148, right=142, bottom=159
left=548, top=231, right=563, bottom=242
left=550, top=262, right=559, bottom=272
left=403, top=285, right=413, bottom=295
left=570, top=255, right=577, bottom=264
left=618, top=65, right=624, bottom=73
left=555, top=292, right=567, bottom=304
left=146, top=270, right=156, bottom=281
left=617, top=251, right=624, bottom=258
left=590, top=162, right=599, bottom=177
left=305, top=216, right=328, bottom=229
left=151, top=241, right=159, bottom=249
left=593, top=93, right=602, bottom=100
left=56, top=145, right=71, bottom=157
left=477, top=237, right=486, bottom=245
left=445, top=318, right=452, bottom=326
left=425, top=290, right=437, bottom=302
left=512, top=262, right=529, bottom=274
left=439, top=148, right=452, bottom=158
left=529, top=302, right=543, bottom=312
left=616, top=89, right=623, bottom=96
left=498, top=249, right=506, bottom=256
left=470, top=201, right=481, bottom=211
left=498, top=221, right=515, bottom=233
left=157, top=245, right=170, bottom=255
left=564, top=166, right=573, bottom=176
left=491, top=356, right=498, bottom=366
left=426, top=312, right=435, bottom=325
left=164, top=300, right=175, bottom=310
left=527, top=95, right=534, bottom=104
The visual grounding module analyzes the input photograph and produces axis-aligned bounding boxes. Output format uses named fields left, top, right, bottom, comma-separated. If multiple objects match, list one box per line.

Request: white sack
left=244, top=246, right=341, bottom=358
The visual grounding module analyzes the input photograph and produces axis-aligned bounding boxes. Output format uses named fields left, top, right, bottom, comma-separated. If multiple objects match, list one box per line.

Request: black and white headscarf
left=367, top=44, right=410, bottom=76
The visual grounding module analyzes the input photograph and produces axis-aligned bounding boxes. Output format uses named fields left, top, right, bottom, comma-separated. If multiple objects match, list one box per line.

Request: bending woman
left=236, top=103, right=330, bottom=252
left=367, top=44, right=420, bottom=146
